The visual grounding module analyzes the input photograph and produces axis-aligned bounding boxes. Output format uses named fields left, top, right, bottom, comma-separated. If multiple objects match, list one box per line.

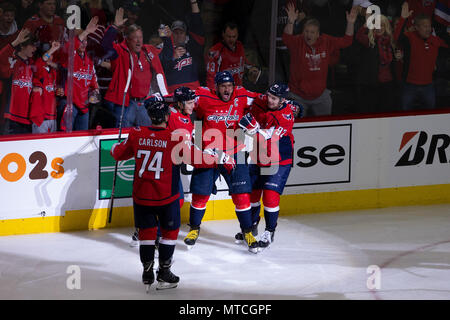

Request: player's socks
left=250, top=202, right=261, bottom=234
left=142, top=261, right=154, bottom=285
left=156, top=259, right=179, bottom=290
left=189, top=205, right=207, bottom=227
left=263, top=206, right=279, bottom=232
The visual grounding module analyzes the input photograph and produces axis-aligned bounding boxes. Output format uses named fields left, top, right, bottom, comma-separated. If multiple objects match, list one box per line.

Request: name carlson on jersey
left=139, top=138, right=168, bottom=148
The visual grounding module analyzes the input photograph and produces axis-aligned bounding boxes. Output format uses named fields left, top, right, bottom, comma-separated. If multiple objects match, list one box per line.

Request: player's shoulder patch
left=198, top=86, right=211, bottom=93
left=178, top=116, right=190, bottom=124
left=133, top=126, right=141, bottom=131
left=169, top=106, right=177, bottom=113
left=29, top=15, right=39, bottom=21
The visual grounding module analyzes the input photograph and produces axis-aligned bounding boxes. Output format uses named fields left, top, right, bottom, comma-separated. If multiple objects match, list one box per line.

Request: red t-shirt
left=282, top=32, right=353, bottom=100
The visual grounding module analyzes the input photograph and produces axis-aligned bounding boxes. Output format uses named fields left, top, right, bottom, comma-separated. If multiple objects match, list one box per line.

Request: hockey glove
left=239, top=113, right=260, bottom=135
left=219, top=152, right=236, bottom=174
left=289, top=100, right=304, bottom=118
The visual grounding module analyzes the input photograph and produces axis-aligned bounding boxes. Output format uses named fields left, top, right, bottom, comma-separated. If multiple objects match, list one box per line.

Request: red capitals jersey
left=206, top=41, right=252, bottom=89
left=30, top=58, right=57, bottom=126
left=59, top=37, right=98, bottom=112
left=111, top=126, right=182, bottom=206
left=0, top=44, right=33, bottom=124
left=168, top=106, right=194, bottom=139
left=195, top=86, right=257, bottom=154
left=249, top=95, right=295, bottom=166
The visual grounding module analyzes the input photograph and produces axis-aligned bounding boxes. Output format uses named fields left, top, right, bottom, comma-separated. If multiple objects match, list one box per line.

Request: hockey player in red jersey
left=111, top=100, right=234, bottom=291
left=238, top=83, right=301, bottom=249
left=129, top=87, right=197, bottom=248
left=184, top=70, right=261, bottom=253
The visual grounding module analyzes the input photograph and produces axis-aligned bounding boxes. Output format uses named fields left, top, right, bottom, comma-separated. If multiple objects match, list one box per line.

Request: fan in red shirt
left=23, top=0, right=65, bottom=51
left=205, top=21, right=260, bottom=90
left=110, top=100, right=234, bottom=291
left=0, top=28, right=37, bottom=135
left=29, top=40, right=60, bottom=133
left=282, top=3, right=358, bottom=117
left=59, top=17, right=100, bottom=131
left=395, top=2, right=449, bottom=110
left=101, top=8, right=169, bottom=129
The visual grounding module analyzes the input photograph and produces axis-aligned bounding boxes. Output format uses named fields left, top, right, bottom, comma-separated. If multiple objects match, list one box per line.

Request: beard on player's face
left=217, top=82, right=234, bottom=102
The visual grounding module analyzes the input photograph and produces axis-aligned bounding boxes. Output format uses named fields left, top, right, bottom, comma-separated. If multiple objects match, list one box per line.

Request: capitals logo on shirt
left=12, top=79, right=32, bottom=92
left=73, top=67, right=94, bottom=87
left=282, top=113, right=293, bottom=121
left=174, top=57, right=193, bottom=71
left=45, top=85, right=55, bottom=92
left=179, top=117, right=189, bottom=124
left=207, top=104, right=239, bottom=127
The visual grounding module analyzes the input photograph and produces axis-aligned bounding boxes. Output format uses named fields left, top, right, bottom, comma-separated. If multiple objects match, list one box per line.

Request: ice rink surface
left=0, top=204, right=449, bottom=300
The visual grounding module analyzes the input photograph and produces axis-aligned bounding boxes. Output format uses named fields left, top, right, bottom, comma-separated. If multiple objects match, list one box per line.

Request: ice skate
left=156, top=260, right=179, bottom=290
left=258, top=230, right=275, bottom=251
left=234, top=221, right=259, bottom=244
left=244, top=231, right=259, bottom=254
left=184, top=226, right=200, bottom=249
left=129, top=229, right=139, bottom=247
left=142, top=261, right=154, bottom=293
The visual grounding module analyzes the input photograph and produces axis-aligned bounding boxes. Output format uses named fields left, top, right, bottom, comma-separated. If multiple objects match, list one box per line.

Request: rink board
left=1, top=112, right=450, bottom=236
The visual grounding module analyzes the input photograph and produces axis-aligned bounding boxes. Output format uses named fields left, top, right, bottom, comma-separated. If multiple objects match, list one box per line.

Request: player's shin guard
left=232, top=193, right=252, bottom=231
left=250, top=189, right=262, bottom=227
left=159, top=228, right=179, bottom=262
left=189, top=194, right=210, bottom=227
left=262, top=190, right=280, bottom=232
left=138, top=227, right=158, bottom=264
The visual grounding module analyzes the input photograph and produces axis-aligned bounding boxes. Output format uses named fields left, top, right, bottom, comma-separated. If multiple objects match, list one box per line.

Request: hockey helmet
left=174, top=86, right=196, bottom=102
left=214, top=71, right=234, bottom=86
left=146, top=100, right=169, bottom=124
left=267, top=83, right=289, bottom=98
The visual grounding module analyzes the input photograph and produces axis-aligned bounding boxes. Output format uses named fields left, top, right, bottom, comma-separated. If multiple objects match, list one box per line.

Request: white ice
left=0, top=204, right=449, bottom=300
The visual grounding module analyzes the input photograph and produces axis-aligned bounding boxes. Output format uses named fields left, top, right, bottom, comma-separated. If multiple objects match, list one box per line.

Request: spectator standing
left=23, top=0, right=65, bottom=51
left=29, top=40, right=60, bottom=133
left=0, top=2, right=20, bottom=49
left=59, top=17, right=100, bottom=131
left=0, top=28, right=36, bottom=135
left=282, top=3, right=358, bottom=117
left=355, top=14, right=397, bottom=113
left=13, top=0, right=36, bottom=30
left=206, top=21, right=260, bottom=89
left=158, top=0, right=206, bottom=93
left=394, top=2, right=449, bottom=111
left=102, top=8, right=169, bottom=128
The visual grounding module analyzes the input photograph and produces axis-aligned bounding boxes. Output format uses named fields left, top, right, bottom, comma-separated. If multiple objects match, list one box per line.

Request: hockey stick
left=108, top=69, right=132, bottom=224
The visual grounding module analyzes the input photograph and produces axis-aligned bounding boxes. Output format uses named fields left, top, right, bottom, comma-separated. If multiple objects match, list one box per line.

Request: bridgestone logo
left=395, top=131, right=450, bottom=166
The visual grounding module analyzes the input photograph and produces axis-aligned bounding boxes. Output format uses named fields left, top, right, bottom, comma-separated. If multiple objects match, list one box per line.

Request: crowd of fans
left=0, top=0, right=448, bottom=135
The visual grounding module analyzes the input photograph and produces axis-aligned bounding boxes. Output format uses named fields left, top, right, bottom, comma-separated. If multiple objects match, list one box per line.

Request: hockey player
left=129, top=87, right=196, bottom=248
left=183, top=70, right=261, bottom=253
left=111, top=100, right=234, bottom=291
left=238, top=83, right=298, bottom=249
